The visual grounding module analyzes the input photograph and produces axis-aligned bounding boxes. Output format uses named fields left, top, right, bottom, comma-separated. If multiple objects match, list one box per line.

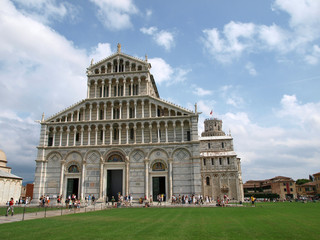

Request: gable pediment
left=89, top=52, right=150, bottom=72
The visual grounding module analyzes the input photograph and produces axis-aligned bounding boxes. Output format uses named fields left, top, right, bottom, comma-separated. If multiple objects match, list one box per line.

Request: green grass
left=1, top=202, right=319, bottom=240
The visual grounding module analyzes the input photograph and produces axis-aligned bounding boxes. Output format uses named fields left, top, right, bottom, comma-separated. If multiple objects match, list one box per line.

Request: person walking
left=5, top=197, right=14, bottom=216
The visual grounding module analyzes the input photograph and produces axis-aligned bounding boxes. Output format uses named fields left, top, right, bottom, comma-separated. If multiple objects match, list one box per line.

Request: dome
left=0, top=149, right=7, bottom=162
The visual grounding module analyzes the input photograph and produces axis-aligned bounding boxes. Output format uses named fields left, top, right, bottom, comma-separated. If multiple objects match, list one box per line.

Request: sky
left=0, top=0, right=320, bottom=184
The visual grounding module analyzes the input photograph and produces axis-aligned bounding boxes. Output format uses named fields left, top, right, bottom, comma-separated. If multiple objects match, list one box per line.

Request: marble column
left=141, top=125, right=145, bottom=144
left=134, top=126, right=137, bottom=144
left=119, top=126, right=122, bottom=144
left=125, top=160, right=129, bottom=196
left=95, top=129, right=98, bottom=145
left=89, top=104, right=92, bottom=121
left=110, top=126, right=113, bottom=145
left=108, top=80, right=112, bottom=97
left=103, top=103, right=107, bottom=120
left=149, top=125, right=152, bottom=143
left=80, top=128, right=84, bottom=146
left=94, top=82, right=97, bottom=98
left=96, top=105, right=99, bottom=120
left=52, top=130, right=56, bottom=147
left=181, top=123, right=184, bottom=142
left=123, top=80, right=126, bottom=96
left=59, top=160, right=65, bottom=197
left=126, top=125, right=129, bottom=144
left=81, top=162, right=86, bottom=200
left=144, top=159, right=149, bottom=199
left=157, top=124, right=160, bottom=143
left=169, top=159, right=173, bottom=201
left=73, top=129, right=77, bottom=146
left=165, top=124, right=168, bottom=143
left=59, top=129, right=62, bottom=146
left=87, top=129, right=91, bottom=146
left=102, top=127, right=106, bottom=145
left=99, top=158, right=104, bottom=200
left=66, top=129, right=70, bottom=147
left=141, top=101, right=145, bottom=118
left=101, top=82, right=105, bottom=97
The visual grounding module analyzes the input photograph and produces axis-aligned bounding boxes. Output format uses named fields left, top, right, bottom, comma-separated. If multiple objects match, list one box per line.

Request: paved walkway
left=0, top=202, right=240, bottom=224
left=0, top=203, right=109, bottom=224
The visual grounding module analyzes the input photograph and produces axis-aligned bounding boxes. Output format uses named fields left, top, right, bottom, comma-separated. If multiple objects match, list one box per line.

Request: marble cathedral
left=33, top=45, right=243, bottom=202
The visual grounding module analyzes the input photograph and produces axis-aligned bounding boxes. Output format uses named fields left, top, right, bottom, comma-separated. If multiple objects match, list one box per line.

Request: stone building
left=33, top=45, right=243, bottom=202
left=200, top=118, right=244, bottom=201
left=243, top=176, right=297, bottom=200
left=0, top=150, right=23, bottom=205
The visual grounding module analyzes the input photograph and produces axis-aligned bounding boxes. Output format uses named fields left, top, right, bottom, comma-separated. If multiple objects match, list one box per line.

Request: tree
left=296, top=179, right=310, bottom=185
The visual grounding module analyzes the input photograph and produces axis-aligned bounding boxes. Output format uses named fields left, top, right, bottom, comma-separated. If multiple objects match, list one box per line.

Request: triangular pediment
left=45, top=99, right=86, bottom=122
left=88, top=52, right=150, bottom=71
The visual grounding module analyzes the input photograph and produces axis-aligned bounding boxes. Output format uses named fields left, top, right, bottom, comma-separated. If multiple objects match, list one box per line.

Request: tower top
left=117, top=43, right=121, bottom=53
left=201, top=118, right=225, bottom=137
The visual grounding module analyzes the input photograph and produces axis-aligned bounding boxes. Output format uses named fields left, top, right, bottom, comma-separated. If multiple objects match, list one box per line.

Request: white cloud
left=89, top=43, right=113, bottom=64
left=245, top=62, right=257, bottom=76
left=258, top=24, right=290, bottom=52
left=226, top=97, right=244, bottom=108
left=202, top=21, right=255, bottom=63
left=149, top=58, right=190, bottom=85
left=140, top=26, right=158, bottom=35
left=12, top=0, right=78, bottom=24
left=195, top=95, right=320, bottom=181
left=277, top=94, right=320, bottom=130
left=219, top=85, right=245, bottom=108
left=193, top=87, right=212, bottom=96
left=305, top=45, right=320, bottom=65
left=90, top=0, right=138, bottom=30
left=145, top=9, right=152, bottom=18
left=156, top=30, right=175, bottom=51
left=202, top=0, right=320, bottom=65
left=140, top=26, right=175, bottom=51
left=273, top=0, right=320, bottom=38
left=0, top=0, right=115, bottom=181
left=223, top=95, right=320, bottom=181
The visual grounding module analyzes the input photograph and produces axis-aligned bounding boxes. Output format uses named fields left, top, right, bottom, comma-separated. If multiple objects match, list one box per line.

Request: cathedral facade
left=33, top=45, right=243, bottom=202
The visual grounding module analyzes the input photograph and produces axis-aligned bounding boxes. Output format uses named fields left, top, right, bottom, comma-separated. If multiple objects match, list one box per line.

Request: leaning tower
left=199, top=118, right=244, bottom=202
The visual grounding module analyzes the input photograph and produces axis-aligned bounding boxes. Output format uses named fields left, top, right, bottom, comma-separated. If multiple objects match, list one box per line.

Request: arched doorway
left=151, top=162, right=166, bottom=201
left=106, top=152, right=125, bottom=202
left=66, top=164, right=80, bottom=199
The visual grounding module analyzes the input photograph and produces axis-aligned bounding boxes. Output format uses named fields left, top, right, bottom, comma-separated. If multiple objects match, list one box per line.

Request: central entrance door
left=66, top=178, right=79, bottom=198
left=153, top=177, right=166, bottom=201
left=107, top=170, right=123, bottom=202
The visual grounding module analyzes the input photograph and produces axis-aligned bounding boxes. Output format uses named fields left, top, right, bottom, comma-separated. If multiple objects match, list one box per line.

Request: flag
left=210, top=110, right=213, bottom=115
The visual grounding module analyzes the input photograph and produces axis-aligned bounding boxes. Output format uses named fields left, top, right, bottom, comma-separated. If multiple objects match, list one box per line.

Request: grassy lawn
left=0, top=202, right=319, bottom=240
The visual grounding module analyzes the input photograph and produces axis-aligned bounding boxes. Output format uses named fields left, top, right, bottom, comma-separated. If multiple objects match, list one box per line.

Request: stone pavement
left=0, top=203, right=110, bottom=224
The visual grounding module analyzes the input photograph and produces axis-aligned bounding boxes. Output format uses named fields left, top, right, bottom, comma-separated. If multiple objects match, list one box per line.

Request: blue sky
left=0, top=0, right=320, bottom=183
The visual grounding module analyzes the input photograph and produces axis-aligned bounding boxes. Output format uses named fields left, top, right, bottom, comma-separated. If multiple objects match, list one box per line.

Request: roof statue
left=90, top=58, right=94, bottom=66
left=145, top=54, right=148, bottom=62
left=117, top=43, right=121, bottom=53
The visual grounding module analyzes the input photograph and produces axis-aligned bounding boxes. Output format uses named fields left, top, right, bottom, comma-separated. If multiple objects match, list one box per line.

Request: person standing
left=5, top=198, right=14, bottom=216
